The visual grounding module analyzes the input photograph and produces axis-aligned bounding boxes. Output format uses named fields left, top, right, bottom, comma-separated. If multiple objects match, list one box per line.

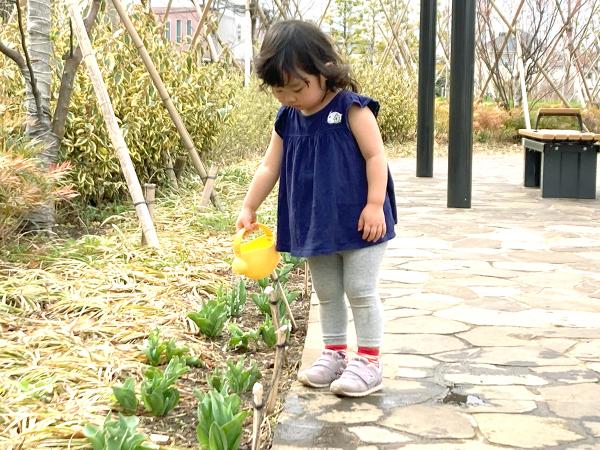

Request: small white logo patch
left=327, top=111, right=342, bottom=124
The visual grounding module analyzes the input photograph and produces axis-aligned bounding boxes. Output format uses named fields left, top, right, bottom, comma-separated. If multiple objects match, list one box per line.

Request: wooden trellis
left=67, top=0, right=160, bottom=248
left=110, top=0, right=222, bottom=209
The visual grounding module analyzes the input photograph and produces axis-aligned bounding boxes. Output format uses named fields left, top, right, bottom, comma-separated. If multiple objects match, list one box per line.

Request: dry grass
left=0, top=161, right=307, bottom=450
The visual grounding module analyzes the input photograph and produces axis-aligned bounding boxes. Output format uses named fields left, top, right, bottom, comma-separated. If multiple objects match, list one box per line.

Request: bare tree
left=476, top=0, right=560, bottom=108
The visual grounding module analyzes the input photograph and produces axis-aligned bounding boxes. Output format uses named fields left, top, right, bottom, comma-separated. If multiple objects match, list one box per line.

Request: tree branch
left=15, top=0, right=43, bottom=118
left=0, top=38, right=26, bottom=69
left=52, top=0, right=101, bottom=139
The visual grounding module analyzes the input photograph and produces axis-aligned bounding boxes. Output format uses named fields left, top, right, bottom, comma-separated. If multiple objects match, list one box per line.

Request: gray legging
left=306, top=242, right=387, bottom=348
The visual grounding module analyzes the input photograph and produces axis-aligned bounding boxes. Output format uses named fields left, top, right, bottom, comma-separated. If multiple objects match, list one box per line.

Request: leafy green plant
left=281, top=253, right=303, bottom=267
left=250, top=290, right=286, bottom=318
left=195, top=388, right=250, bottom=450
left=112, top=377, right=138, bottom=414
left=142, top=328, right=202, bottom=367
left=187, top=300, right=229, bottom=338
left=54, top=7, right=236, bottom=204
left=227, top=323, right=258, bottom=352
left=354, top=62, right=418, bottom=143
left=258, top=315, right=277, bottom=348
left=206, top=369, right=227, bottom=393
left=256, top=277, right=271, bottom=290
left=84, top=414, right=153, bottom=450
left=221, top=279, right=247, bottom=317
left=274, top=264, right=293, bottom=285
left=224, top=357, right=261, bottom=395
left=259, top=316, right=290, bottom=348
left=272, top=254, right=304, bottom=285
left=140, top=357, right=188, bottom=416
left=142, top=329, right=164, bottom=366
left=212, top=77, right=279, bottom=162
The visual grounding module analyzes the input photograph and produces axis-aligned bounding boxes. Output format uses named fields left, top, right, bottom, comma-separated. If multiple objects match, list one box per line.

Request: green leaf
left=112, top=377, right=138, bottom=413
left=83, top=424, right=104, bottom=450
left=221, top=411, right=249, bottom=450
left=208, top=422, right=228, bottom=450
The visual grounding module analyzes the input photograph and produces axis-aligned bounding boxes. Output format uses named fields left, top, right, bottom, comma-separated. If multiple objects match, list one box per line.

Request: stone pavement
left=272, top=153, right=600, bottom=450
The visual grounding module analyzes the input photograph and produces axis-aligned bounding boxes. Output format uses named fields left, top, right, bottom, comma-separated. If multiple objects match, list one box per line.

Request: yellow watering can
left=232, top=223, right=280, bottom=280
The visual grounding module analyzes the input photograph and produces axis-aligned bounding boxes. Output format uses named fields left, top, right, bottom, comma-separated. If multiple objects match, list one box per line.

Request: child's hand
left=236, top=207, right=258, bottom=231
left=358, top=203, right=386, bottom=242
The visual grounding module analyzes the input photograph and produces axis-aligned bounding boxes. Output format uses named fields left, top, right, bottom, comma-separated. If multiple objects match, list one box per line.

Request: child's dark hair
left=255, top=20, right=358, bottom=92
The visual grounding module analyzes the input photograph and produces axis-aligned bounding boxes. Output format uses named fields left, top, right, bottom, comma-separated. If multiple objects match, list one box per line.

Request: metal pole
left=447, top=0, right=475, bottom=208
left=416, top=0, right=436, bottom=178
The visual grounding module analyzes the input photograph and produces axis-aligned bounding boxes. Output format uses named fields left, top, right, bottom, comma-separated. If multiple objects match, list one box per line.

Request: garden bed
left=0, top=163, right=308, bottom=449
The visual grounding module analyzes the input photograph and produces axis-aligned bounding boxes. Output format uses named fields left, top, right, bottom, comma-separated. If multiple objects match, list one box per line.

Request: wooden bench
left=518, top=108, right=600, bottom=199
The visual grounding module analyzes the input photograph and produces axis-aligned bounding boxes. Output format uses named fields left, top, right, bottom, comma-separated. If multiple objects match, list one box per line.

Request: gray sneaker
left=298, top=350, right=347, bottom=388
left=329, top=356, right=382, bottom=397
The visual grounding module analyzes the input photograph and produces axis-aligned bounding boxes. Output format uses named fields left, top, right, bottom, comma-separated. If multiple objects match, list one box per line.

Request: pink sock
left=358, top=346, right=380, bottom=365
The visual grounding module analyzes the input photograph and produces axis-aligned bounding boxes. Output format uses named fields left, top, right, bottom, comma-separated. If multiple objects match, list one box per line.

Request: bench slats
left=518, top=128, right=600, bottom=141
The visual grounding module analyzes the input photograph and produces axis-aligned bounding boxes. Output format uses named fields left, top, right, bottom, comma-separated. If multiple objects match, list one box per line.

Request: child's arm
left=348, top=105, right=388, bottom=242
left=236, top=129, right=284, bottom=231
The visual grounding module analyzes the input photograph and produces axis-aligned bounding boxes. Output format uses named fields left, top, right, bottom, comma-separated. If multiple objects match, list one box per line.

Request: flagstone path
left=272, top=153, right=600, bottom=450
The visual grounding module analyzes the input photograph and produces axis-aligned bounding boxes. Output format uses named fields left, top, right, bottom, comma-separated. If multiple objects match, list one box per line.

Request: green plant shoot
left=83, top=413, right=153, bottom=450
left=112, top=377, right=138, bottom=414
left=140, top=357, right=188, bottom=416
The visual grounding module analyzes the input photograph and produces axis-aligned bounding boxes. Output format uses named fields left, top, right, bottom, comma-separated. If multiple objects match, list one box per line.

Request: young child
left=236, top=20, right=397, bottom=397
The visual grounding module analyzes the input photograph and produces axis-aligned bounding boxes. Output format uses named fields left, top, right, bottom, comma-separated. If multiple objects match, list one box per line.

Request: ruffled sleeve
left=274, top=106, right=288, bottom=138
left=343, top=92, right=380, bottom=124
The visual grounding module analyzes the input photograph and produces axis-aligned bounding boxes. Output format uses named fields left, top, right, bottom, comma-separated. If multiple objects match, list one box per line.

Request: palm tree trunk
left=23, top=0, right=60, bottom=229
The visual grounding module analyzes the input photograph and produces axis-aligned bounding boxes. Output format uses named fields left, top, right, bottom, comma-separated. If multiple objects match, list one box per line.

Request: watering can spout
left=232, top=224, right=280, bottom=280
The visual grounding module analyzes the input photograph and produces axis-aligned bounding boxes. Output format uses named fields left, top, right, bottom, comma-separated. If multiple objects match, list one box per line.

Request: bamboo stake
left=317, top=0, right=332, bottom=27
left=165, top=155, right=178, bottom=187
left=554, top=0, right=592, bottom=105
left=266, top=325, right=288, bottom=414
left=190, top=0, right=213, bottom=50
left=256, top=2, right=269, bottom=29
left=478, top=0, right=525, bottom=100
left=265, top=286, right=280, bottom=330
left=273, top=0, right=288, bottom=19
left=533, top=60, right=572, bottom=107
left=378, top=0, right=413, bottom=76
left=251, top=382, right=264, bottom=450
left=514, top=28, right=531, bottom=129
left=141, top=183, right=156, bottom=246
left=527, top=2, right=584, bottom=93
left=199, top=165, right=217, bottom=207
left=489, top=0, right=587, bottom=126
left=377, top=2, right=409, bottom=69
left=110, top=0, right=221, bottom=210
left=67, top=0, right=160, bottom=248
left=207, top=34, right=219, bottom=61
left=271, top=272, right=297, bottom=331
left=290, top=0, right=303, bottom=19
left=161, top=0, right=173, bottom=25
left=589, top=37, right=600, bottom=99
left=213, top=30, right=242, bottom=71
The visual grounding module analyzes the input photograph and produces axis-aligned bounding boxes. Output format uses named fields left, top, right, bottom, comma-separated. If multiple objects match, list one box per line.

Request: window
left=165, top=21, right=171, bottom=41
left=176, top=19, right=182, bottom=43
left=187, top=19, right=193, bottom=37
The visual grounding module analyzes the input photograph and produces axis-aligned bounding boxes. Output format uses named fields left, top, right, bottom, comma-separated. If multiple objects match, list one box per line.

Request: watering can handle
left=232, top=223, right=274, bottom=257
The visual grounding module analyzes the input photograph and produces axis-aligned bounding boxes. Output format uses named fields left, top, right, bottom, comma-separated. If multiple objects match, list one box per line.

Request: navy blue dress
left=274, top=90, right=397, bottom=257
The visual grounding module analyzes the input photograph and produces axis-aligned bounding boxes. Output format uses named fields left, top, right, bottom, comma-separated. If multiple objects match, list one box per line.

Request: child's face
left=271, top=71, right=326, bottom=114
